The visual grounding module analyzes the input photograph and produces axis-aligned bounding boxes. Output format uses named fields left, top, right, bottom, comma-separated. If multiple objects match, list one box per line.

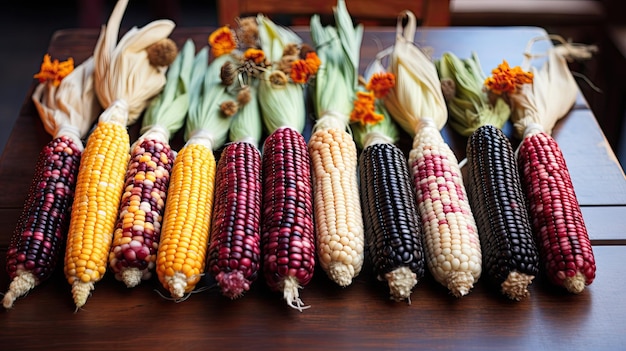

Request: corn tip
left=563, top=272, right=586, bottom=294
left=328, top=262, right=355, bottom=287
left=282, top=276, right=310, bottom=312
left=2, top=272, right=37, bottom=309
left=121, top=267, right=143, bottom=288
left=165, top=271, right=188, bottom=300
left=385, top=267, right=418, bottom=302
left=446, top=271, right=476, bottom=297
left=72, top=281, right=95, bottom=310
left=501, top=271, right=534, bottom=301
left=216, top=271, right=250, bottom=299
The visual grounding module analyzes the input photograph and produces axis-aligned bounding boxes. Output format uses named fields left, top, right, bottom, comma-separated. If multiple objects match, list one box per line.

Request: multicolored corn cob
left=261, top=127, right=316, bottom=311
left=518, top=132, right=595, bottom=293
left=208, top=75, right=263, bottom=299
left=2, top=55, right=99, bottom=309
left=382, top=10, right=482, bottom=296
left=109, top=39, right=193, bottom=288
left=3, top=137, right=81, bottom=308
left=466, top=125, right=539, bottom=300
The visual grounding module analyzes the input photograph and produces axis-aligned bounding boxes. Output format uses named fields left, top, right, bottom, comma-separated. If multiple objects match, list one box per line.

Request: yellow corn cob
left=156, top=142, right=215, bottom=300
left=309, top=127, right=364, bottom=287
left=64, top=118, right=129, bottom=309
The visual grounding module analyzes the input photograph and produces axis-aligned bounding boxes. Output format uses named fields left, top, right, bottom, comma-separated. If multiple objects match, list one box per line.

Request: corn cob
left=256, top=15, right=317, bottom=310
left=156, top=49, right=236, bottom=300
left=309, top=0, right=365, bottom=286
left=208, top=68, right=263, bottom=298
left=65, top=0, right=175, bottom=308
left=466, top=125, right=539, bottom=300
left=517, top=132, right=595, bottom=293
left=436, top=52, right=539, bottom=300
left=64, top=109, right=130, bottom=309
left=496, top=40, right=597, bottom=293
left=109, top=40, right=192, bottom=288
left=2, top=56, right=99, bottom=309
left=261, top=127, right=316, bottom=311
left=4, top=137, right=81, bottom=308
left=360, top=143, right=425, bottom=302
left=383, top=11, right=482, bottom=296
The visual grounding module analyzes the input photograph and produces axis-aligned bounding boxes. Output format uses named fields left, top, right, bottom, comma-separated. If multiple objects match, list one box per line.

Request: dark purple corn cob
left=109, top=139, right=174, bottom=288
left=208, top=141, right=262, bottom=299
left=518, top=131, right=596, bottom=293
left=466, top=125, right=539, bottom=300
left=359, top=143, right=425, bottom=303
left=261, top=127, right=316, bottom=311
left=3, top=136, right=81, bottom=308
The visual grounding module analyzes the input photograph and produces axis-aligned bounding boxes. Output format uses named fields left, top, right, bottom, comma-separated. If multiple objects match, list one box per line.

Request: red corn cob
left=3, top=136, right=81, bottom=308
left=108, top=139, right=174, bottom=287
left=208, top=141, right=262, bottom=299
left=517, top=132, right=596, bottom=293
left=261, top=127, right=316, bottom=311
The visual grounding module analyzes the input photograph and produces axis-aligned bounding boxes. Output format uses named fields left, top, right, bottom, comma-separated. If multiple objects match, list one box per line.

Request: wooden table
left=1, top=26, right=625, bottom=351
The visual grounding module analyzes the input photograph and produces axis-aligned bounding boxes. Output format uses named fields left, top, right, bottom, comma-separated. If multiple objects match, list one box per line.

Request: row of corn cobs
left=2, top=1, right=596, bottom=311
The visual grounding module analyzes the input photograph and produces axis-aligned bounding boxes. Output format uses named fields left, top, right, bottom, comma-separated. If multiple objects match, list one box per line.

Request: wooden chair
left=217, top=0, right=450, bottom=27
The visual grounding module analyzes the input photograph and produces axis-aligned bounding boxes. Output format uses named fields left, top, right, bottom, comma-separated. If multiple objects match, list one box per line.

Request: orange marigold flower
left=209, top=26, right=237, bottom=57
left=485, top=60, right=533, bottom=95
left=304, top=52, right=321, bottom=75
left=290, top=59, right=310, bottom=84
left=350, top=91, right=384, bottom=125
left=33, top=54, right=75, bottom=87
left=244, top=48, right=265, bottom=64
left=366, top=72, right=395, bottom=98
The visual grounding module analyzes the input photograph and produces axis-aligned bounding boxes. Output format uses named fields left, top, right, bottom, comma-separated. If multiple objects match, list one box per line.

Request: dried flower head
left=440, top=78, right=456, bottom=102
left=304, top=52, right=321, bottom=75
left=220, top=100, right=239, bottom=117
left=220, top=61, right=236, bottom=86
left=209, top=26, right=237, bottom=57
left=484, top=60, right=534, bottom=95
left=282, top=43, right=300, bottom=57
left=350, top=90, right=384, bottom=126
left=278, top=55, right=298, bottom=74
left=289, top=52, right=320, bottom=84
left=33, top=54, right=75, bottom=86
left=244, top=48, right=265, bottom=65
left=269, top=70, right=288, bottom=89
left=236, top=17, right=259, bottom=48
left=147, top=38, right=178, bottom=67
left=299, top=43, right=315, bottom=59
left=366, top=72, right=395, bottom=98
left=237, top=85, right=252, bottom=105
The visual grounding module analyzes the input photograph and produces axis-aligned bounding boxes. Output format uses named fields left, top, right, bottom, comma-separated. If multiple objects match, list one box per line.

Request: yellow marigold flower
left=485, top=60, right=534, bottom=95
left=366, top=72, right=395, bottom=98
left=350, top=90, right=383, bottom=125
left=33, top=54, right=75, bottom=87
left=244, top=48, right=265, bottom=65
left=209, top=26, right=237, bottom=57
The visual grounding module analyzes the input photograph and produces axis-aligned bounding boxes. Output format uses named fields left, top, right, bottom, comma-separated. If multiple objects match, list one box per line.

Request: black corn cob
left=208, top=141, right=262, bottom=299
left=359, top=143, right=425, bottom=302
left=466, top=125, right=539, bottom=300
left=3, top=136, right=81, bottom=308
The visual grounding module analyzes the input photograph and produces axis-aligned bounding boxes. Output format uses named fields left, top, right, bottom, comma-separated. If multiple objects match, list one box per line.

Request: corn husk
left=310, top=0, right=362, bottom=130
left=257, top=14, right=306, bottom=134
left=31, top=57, right=100, bottom=149
left=509, top=36, right=584, bottom=138
left=351, top=60, right=399, bottom=149
left=93, top=0, right=175, bottom=127
left=184, top=49, right=237, bottom=150
left=133, top=39, right=195, bottom=148
left=436, top=52, right=510, bottom=137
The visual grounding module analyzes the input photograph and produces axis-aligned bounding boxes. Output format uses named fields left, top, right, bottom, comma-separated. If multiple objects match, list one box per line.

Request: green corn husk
left=435, top=52, right=511, bottom=137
